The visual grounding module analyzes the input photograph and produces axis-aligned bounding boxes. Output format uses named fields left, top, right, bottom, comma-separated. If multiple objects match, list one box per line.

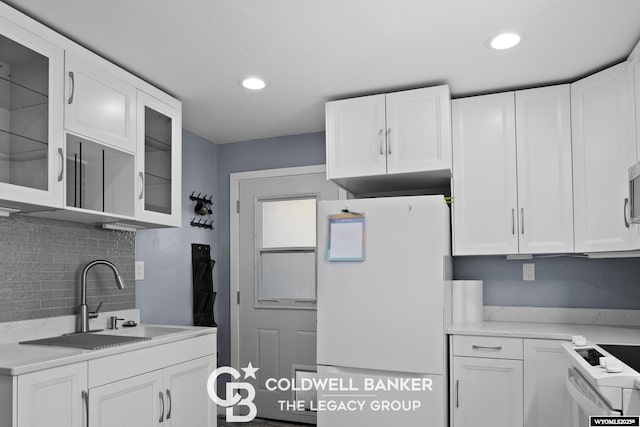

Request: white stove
left=563, top=337, right=640, bottom=422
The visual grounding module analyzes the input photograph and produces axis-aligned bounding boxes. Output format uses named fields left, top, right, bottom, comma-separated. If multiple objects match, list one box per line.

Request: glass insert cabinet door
left=135, top=90, right=181, bottom=227
left=0, top=16, right=64, bottom=209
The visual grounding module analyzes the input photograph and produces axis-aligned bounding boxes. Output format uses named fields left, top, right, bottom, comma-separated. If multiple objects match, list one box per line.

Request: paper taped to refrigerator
left=327, top=213, right=365, bottom=261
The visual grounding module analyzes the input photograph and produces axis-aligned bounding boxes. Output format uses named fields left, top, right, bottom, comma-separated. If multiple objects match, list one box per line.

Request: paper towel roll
left=451, top=281, right=465, bottom=323
left=463, top=280, right=484, bottom=322
left=451, top=280, right=483, bottom=322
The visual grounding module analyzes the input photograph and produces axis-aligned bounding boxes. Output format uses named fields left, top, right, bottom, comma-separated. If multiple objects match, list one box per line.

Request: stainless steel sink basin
left=112, top=325, right=187, bottom=338
left=20, top=333, right=151, bottom=350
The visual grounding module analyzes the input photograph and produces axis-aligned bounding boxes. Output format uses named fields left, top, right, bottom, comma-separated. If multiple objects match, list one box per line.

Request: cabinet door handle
left=57, top=148, right=64, bottom=182
left=166, top=389, right=172, bottom=419
left=472, top=345, right=503, bottom=351
left=159, top=391, right=165, bottom=423
left=138, top=172, right=144, bottom=200
left=624, top=198, right=630, bottom=228
left=455, top=379, right=459, bottom=408
left=386, top=128, right=392, bottom=155
left=82, top=390, right=89, bottom=427
left=511, top=209, right=515, bottom=235
left=68, top=71, right=75, bottom=104
left=378, top=129, right=384, bottom=155
left=521, top=208, right=525, bottom=235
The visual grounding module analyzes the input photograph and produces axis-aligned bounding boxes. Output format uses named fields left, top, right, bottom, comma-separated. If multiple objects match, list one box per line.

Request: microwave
left=630, top=162, right=640, bottom=224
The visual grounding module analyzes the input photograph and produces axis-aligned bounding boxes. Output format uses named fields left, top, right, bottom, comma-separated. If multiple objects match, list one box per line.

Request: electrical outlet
left=523, top=263, right=535, bottom=281
left=135, top=261, right=144, bottom=280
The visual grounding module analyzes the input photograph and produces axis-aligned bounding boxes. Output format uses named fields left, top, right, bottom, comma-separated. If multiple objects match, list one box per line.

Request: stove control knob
left=572, top=335, right=587, bottom=346
left=605, top=360, right=623, bottom=373
left=600, top=357, right=614, bottom=368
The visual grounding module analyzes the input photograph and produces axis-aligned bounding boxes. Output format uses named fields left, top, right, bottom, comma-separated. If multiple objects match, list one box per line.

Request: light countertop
left=447, top=321, right=640, bottom=345
left=0, top=325, right=217, bottom=376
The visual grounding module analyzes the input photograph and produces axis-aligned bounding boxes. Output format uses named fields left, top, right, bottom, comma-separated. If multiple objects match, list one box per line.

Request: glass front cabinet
left=135, top=90, right=182, bottom=227
left=0, top=16, right=64, bottom=211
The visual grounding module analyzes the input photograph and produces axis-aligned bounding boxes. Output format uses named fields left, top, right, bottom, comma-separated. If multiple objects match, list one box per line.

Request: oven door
left=566, top=367, right=621, bottom=426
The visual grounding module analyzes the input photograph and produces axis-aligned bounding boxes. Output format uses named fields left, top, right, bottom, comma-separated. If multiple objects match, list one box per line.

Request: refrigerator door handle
left=455, top=379, right=460, bottom=408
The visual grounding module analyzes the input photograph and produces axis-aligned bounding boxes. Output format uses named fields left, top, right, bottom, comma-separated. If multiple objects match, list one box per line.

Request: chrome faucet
left=79, top=260, right=125, bottom=333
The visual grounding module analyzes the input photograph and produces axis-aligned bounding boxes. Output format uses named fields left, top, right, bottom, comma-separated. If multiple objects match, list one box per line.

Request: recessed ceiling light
left=241, top=77, right=266, bottom=90
left=489, top=33, right=521, bottom=50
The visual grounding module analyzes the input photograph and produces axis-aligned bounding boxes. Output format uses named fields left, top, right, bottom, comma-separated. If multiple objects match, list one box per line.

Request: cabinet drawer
left=452, top=335, right=523, bottom=360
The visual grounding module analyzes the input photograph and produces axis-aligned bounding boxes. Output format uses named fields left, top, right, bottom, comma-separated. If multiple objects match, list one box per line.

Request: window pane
left=261, top=198, right=316, bottom=248
left=259, top=251, right=315, bottom=300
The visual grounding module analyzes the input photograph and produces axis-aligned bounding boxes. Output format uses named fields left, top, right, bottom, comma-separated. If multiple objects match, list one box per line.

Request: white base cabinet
left=0, top=333, right=216, bottom=427
left=89, top=369, right=162, bottom=427
left=451, top=336, right=523, bottom=427
left=0, top=362, right=88, bottom=427
left=451, top=336, right=571, bottom=427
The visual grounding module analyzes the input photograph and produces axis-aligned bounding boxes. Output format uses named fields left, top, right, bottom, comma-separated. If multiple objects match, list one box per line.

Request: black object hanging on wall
left=191, top=243, right=216, bottom=327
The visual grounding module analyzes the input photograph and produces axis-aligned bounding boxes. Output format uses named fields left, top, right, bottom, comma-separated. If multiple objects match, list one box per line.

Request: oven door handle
left=566, top=367, right=620, bottom=416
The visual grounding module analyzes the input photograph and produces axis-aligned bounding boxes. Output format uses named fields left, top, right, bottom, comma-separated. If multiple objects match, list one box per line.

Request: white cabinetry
left=87, top=335, right=216, bottom=427
left=451, top=336, right=523, bottom=427
left=64, top=53, right=136, bottom=153
left=571, top=62, right=638, bottom=252
left=326, top=85, right=451, bottom=194
left=135, top=90, right=182, bottom=227
left=0, top=14, right=64, bottom=211
left=523, top=339, right=571, bottom=427
left=452, top=85, right=574, bottom=255
left=0, top=362, right=88, bottom=427
left=89, top=369, right=163, bottom=427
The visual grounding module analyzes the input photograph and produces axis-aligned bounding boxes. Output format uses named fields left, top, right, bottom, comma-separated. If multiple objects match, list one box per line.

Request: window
left=256, top=196, right=317, bottom=309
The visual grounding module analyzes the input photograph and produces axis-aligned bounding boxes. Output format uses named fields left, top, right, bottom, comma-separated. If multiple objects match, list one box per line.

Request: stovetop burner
left=599, top=344, right=640, bottom=373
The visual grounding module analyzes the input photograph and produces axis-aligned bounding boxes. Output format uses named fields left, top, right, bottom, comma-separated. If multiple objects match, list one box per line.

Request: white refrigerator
left=317, top=195, right=451, bottom=426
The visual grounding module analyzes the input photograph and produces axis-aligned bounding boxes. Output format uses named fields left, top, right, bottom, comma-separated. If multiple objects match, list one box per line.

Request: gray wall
left=0, top=215, right=135, bottom=322
left=215, top=132, right=326, bottom=369
left=454, top=256, right=640, bottom=309
left=135, top=129, right=218, bottom=325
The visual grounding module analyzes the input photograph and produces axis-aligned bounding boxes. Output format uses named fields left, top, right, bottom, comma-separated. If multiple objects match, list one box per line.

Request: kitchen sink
left=107, top=325, right=187, bottom=338
left=20, top=333, right=151, bottom=350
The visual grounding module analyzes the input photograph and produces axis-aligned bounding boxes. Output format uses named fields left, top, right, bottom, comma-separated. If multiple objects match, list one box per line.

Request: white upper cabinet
left=135, top=90, right=182, bottom=227
left=634, top=60, right=640, bottom=160
left=326, top=85, right=451, bottom=194
left=65, top=52, right=136, bottom=153
left=385, top=86, right=452, bottom=174
left=0, top=15, right=64, bottom=210
left=452, top=92, right=519, bottom=255
left=571, top=62, right=638, bottom=252
left=515, top=85, right=574, bottom=253
left=326, top=94, right=386, bottom=179
left=453, top=85, right=574, bottom=255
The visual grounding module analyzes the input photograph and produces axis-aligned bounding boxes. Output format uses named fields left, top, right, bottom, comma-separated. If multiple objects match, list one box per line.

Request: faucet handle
left=89, top=301, right=103, bottom=319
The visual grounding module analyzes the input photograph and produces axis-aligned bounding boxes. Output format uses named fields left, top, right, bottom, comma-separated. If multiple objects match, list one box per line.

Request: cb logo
left=207, top=364, right=258, bottom=422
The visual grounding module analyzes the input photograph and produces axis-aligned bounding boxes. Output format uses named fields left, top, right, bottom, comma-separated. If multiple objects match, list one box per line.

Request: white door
left=385, top=85, right=452, bottom=174
left=237, top=170, right=339, bottom=423
left=163, top=357, right=216, bottom=427
left=523, top=339, right=572, bottom=427
left=452, top=92, right=519, bottom=255
left=65, top=53, right=136, bottom=153
left=452, top=356, right=523, bottom=427
left=89, top=370, right=163, bottom=427
left=515, top=85, right=574, bottom=253
left=571, top=62, right=637, bottom=252
left=17, top=362, right=87, bottom=427
left=325, top=94, right=387, bottom=179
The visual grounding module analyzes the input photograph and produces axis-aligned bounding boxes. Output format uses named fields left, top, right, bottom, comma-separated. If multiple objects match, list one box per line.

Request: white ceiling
left=4, top=0, right=640, bottom=144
